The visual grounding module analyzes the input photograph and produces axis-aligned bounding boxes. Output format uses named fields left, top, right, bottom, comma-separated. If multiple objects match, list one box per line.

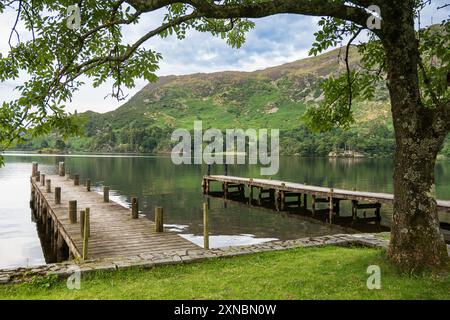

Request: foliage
left=29, top=274, right=59, bottom=289
left=1, top=1, right=448, bottom=162
left=0, top=0, right=256, bottom=165
left=11, top=50, right=448, bottom=157
left=303, top=15, right=449, bottom=134
left=417, top=23, right=450, bottom=108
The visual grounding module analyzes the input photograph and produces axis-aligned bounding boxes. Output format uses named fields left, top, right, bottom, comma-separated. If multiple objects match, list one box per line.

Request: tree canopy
left=1, top=0, right=449, bottom=269
left=0, top=1, right=448, bottom=156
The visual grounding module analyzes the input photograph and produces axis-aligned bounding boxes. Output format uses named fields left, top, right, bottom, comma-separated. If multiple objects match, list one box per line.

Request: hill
left=13, top=47, right=450, bottom=157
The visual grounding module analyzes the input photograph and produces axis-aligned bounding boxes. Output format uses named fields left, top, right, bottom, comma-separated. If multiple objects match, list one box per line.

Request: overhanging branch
left=345, top=28, right=362, bottom=111
left=127, top=0, right=375, bottom=30
left=60, top=12, right=199, bottom=88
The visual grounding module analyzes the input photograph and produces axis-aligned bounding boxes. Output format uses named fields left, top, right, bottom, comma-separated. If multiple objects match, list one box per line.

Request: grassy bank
left=1, top=246, right=449, bottom=300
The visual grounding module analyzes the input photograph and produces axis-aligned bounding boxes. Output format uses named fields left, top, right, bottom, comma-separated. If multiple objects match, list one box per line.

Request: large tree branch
left=437, top=101, right=450, bottom=134
left=128, top=0, right=374, bottom=30
left=61, top=12, right=199, bottom=87
left=344, top=28, right=362, bottom=111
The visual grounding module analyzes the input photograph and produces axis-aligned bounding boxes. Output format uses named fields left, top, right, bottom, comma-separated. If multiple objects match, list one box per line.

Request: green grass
left=1, top=246, right=449, bottom=300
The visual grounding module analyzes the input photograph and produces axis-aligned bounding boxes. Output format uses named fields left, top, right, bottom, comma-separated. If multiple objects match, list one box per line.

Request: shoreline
left=3, top=151, right=449, bottom=161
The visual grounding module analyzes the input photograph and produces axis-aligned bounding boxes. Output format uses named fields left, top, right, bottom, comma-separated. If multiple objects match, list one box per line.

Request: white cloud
left=0, top=3, right=448, bottom=114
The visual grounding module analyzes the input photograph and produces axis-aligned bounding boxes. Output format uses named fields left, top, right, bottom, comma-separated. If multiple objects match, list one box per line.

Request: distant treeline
left=11, top=122, right=450, bottom=158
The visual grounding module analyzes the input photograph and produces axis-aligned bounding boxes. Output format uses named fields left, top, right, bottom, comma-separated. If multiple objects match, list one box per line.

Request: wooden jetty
left=30, top=162, right=200, bottom=262
left=202, top=175, right=450, bottom=225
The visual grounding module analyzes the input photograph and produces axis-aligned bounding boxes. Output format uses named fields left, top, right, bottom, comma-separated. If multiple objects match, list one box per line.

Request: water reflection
left=181, top=234, right=279, bottom=249
left=1, top=153, right=450, bottom=268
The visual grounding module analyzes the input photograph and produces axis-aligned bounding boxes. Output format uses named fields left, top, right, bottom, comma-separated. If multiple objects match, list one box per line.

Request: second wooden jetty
left=203, top=175, right=450, bottom=225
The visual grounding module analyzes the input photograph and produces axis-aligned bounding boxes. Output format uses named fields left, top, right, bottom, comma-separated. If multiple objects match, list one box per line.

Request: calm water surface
left=1, top=154, right=450, bottom=268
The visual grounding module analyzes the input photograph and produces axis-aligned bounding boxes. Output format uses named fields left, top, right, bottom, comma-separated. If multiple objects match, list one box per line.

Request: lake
left=1, top=153, right=450, bottom=269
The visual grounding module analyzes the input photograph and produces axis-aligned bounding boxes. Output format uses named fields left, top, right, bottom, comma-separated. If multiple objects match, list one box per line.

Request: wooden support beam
left=283, top=192, right=302, bottom=197
left=58, top=162, right=65, bottom=176
left=41, top=174, right=45, bottom=186
left=226, top=191, right=243, bottom=198
left=32, top=162, right=38, bottom=177
left=239, top=185, right=245, bottom=198
left=359, top=216, right=381, bottom=223
left=80, top=210, right=86, bottom=238
left=227, top=183, right=241, bottom=188
left=335, top=198, right=341, bottom=216
left=56, top=232, right=65, bottom=262
left=314, top=197, right=330, bottom=203
left=131, top=197, right=139, bottom=219
left=356, top=203, right=382, bottom=209
left=275, top=189, right=280, bottom=211
left=55, top=187, right=61, bottom=204
left=69, top=200, right=77, bottom=223
left=269, top=189, right=275, bottom=202
left=285, top=200, right=302, bottom=205
left=41, top=205, right=46, bottom=222
left=74, top=174, right=80, bottom=186
left=375, top=205, right=382, bottom=230
left=155, top=207, right=164, bottom=232
left=45, top=216, right=52, bottom=239
left=223, top=182, right=229, bottom=198
left=328, top=189, right=334, bottom=224
left=375, top=206, right=381, bottom=220
left=82, top=209, right=90, bottom=260
left=203, top=203, right=209, bottom=250
left=46, top=179, right=51, bottom=193
left=30, top=185, right=35, bottom=209
left=257, top=187, right=272, bottom=206
left=202, top=178, right=208, bottom=194
left=312, top=195, right=316, bottom=216
left=85, top=207, right=91, bottom=238
left=103, top=186, right=110, bottom=202
left=86, top=179, right=91, bottom=192
left=35, top=171, right=40, bottom=182
left=352, top=200, right=358, bottom=223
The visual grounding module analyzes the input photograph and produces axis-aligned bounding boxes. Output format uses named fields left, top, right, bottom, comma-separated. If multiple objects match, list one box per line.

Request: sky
left=0, top=1, right=449, bottom=114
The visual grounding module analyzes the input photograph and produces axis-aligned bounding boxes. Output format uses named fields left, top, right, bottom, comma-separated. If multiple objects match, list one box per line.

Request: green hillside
left=13, top=48, right=450, bottom=157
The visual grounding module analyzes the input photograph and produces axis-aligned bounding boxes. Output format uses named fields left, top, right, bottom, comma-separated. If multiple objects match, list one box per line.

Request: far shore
left=2, top=150, right=449, bottom=160
left=2, top=150, right=402, bottom=159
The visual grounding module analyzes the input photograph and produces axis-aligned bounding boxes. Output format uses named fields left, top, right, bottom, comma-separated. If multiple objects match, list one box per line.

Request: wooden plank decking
left=204, top=175, right=450, bottom=211
left=31, top=174, right=200, bottom=260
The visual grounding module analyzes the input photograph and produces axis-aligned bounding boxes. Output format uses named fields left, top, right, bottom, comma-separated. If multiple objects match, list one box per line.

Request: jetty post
left=203, top=203, right=209, bottom=250
left=69, top=200, right=77, bottom=223
left=155, top=207, right=164, bottom=232
left=55, top=187, right=61, bottom=204
left=58, top=162, right=65, bottom=176
left=103, top=186, right=110, bottom=202
left=131, top=197, right=139, bottom=219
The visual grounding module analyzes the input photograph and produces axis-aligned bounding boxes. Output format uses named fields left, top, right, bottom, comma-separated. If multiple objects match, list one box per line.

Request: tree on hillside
left=0, top=0, right=449, bottom=270
left=55, top=139, right=66, bottom=151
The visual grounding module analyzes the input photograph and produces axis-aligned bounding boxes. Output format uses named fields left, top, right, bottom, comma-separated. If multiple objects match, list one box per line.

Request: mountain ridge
left=13, top=47, right=450, bottom=157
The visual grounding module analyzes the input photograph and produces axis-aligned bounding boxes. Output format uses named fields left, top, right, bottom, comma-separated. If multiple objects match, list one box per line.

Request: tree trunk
left=381, top=2, right=448, bottom=270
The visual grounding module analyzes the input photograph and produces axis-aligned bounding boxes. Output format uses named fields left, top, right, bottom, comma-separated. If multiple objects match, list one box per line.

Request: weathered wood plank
left=31, top=174, right=200, bottom=260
